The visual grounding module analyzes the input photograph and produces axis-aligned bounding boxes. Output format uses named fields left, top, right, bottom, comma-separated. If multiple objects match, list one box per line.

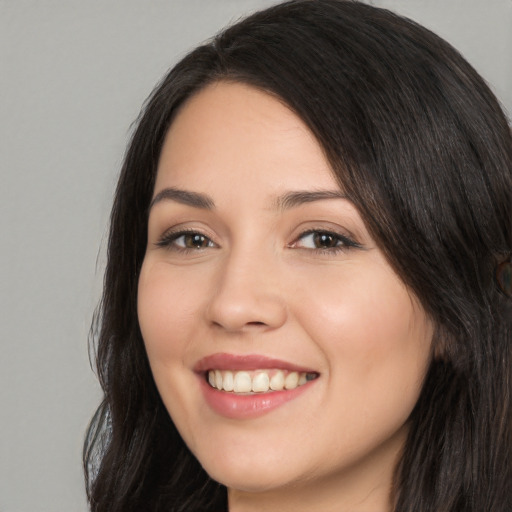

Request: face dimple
left=137, top=81, right=433, bottom=510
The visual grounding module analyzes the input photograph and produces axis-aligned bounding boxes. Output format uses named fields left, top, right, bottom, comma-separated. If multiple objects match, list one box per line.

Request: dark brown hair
left=85, top=1, right=512, bottom=510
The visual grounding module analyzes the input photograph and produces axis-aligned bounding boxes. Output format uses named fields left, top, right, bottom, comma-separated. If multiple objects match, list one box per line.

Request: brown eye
left=156, top=231, right=215, bottom=251
left=296, top=231, right=344, bottom=250
left=291, top=229, right=361, bottom=254
left=312, top=232, right=339, bottom=249
left=182, top=233, right=211, bottom=249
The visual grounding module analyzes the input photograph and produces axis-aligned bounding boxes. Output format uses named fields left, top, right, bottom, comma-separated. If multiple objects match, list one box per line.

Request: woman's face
left=138, top=82, right=433, bottom=509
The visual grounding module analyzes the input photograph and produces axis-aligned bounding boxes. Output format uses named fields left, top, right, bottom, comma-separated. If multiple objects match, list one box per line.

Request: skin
left=137, top=81, right=434, bottom=511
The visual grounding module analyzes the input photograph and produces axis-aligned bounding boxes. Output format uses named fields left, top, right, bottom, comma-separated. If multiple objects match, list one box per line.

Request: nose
left=205, top=247, right=287, bottom=332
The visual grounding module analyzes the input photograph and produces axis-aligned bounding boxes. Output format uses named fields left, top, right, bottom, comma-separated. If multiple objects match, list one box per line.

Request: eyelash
left=155, top=229, right=216, bottom=253
left=155, top=228, right=361, bottom=255
left=290, top=229, right=361, bottom=254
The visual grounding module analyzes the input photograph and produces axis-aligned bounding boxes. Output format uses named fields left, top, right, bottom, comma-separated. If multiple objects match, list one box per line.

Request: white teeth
left=222, top=370, right=234, bottom=391
left=215, top=370, right=223, bottom=390
left=233, top=371, right=252, bottom=393
left=207, top=369, right=317, bottom=393
left=269, top=370, right=285, bottom=391
left=284, top=372, right=299, bottom=390
left=252, top=372, right=270, bottom=392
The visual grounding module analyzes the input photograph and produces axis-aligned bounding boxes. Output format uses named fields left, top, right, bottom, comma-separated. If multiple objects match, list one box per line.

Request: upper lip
left=194, top=352, right=317, bottom=373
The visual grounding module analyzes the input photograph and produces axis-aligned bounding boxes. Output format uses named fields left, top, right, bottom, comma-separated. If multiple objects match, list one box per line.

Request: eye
left=292, top=229, right=360, bottom=253
left=300, top=232, right=341, bottom=249
left=156, top=230, right=216, bottom=251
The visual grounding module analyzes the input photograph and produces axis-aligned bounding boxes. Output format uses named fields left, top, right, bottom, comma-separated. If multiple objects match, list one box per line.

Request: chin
left=200, top=452, right=302, bottom=493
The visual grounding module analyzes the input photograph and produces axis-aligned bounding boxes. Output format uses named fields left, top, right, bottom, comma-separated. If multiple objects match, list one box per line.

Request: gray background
left=1, top=1, right=510, bottom=511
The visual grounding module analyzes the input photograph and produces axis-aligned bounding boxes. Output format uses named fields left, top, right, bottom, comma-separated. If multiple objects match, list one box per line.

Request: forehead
left=154, top=81, right=339, bottom=196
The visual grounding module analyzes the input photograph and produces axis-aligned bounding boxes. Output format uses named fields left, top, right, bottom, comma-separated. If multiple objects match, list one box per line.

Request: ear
left=431, top=323, right=450, bottom=362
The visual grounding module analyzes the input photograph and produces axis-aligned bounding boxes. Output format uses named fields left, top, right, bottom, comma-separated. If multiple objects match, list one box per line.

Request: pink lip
left=194, top=352, right=315, bottom=372
left=199, top=378, right=315, bottom=419
left=194, top=353, right=319, bottom=419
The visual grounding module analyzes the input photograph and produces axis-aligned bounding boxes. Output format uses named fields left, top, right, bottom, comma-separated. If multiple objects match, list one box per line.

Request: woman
left=84, top=1, right=512, bottom=510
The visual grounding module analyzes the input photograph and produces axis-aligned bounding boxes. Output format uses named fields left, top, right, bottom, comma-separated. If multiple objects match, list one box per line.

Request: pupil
left=186, top=234, right=207, bottom=248
left=315, top=233, right=336, bottom=248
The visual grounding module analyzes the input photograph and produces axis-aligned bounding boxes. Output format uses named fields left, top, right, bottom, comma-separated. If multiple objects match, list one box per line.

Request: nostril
left=206, top=290, right=287, bottom=332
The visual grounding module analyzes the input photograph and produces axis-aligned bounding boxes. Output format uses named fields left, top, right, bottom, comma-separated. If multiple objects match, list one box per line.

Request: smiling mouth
left=207, top=369, right=319, bottom=394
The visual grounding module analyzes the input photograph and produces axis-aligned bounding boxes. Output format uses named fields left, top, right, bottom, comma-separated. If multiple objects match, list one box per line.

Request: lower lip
left=199, top=376, right=316, bottom=419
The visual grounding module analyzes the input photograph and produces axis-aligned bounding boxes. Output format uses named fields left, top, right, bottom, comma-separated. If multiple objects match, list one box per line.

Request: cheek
left=292, top=263, right=432, bottom=426
left=294, top=262, right=430, bottom=353
left=137, top=260, right=207, bottom=444
left=137, top=260, right=205, bottom=359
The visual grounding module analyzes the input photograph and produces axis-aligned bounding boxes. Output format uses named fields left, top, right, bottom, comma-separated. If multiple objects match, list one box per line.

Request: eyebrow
left=274, top=190, right=349, bottom=210
left=150, top=187, right=215, bottom=210
left=149, top=187, right=349, bottom=211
